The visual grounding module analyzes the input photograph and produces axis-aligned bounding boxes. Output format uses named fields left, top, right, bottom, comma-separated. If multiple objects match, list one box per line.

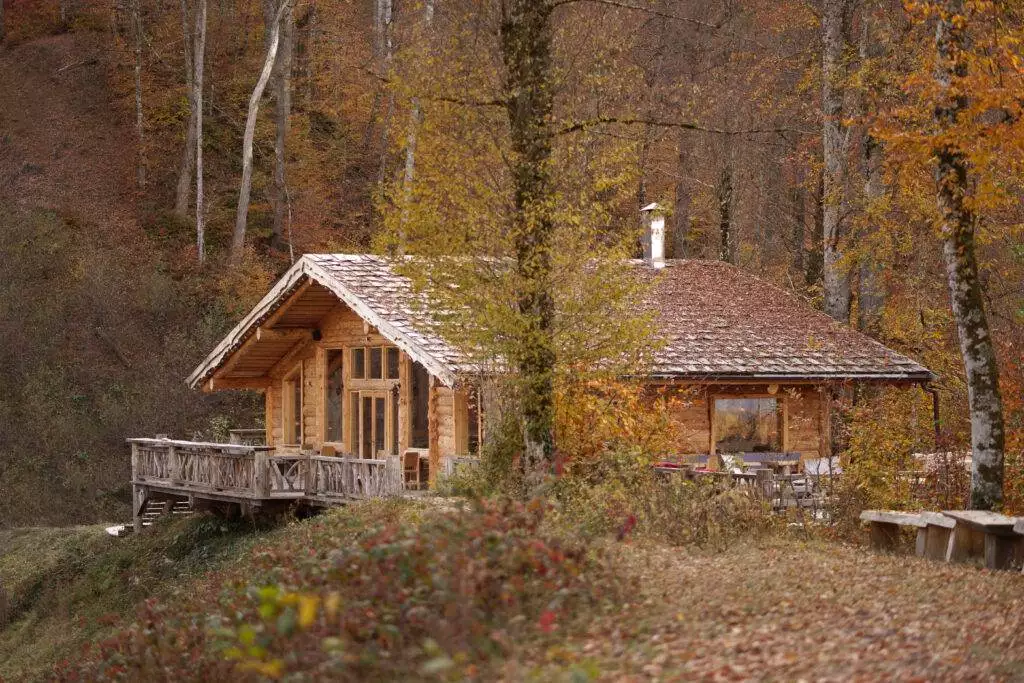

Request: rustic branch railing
left=131, top=438, right=274, bottom=497
left=130, top=438, right=403, bottom=502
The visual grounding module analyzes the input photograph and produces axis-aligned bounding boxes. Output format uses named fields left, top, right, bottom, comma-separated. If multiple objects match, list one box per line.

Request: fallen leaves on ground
left=506, top=537, right=1024, bottom=682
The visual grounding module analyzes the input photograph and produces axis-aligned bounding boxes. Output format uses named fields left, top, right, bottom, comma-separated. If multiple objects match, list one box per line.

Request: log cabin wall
left=661, top=383, right=828, bottom=461
left=261, top=303, right=463, bottom=459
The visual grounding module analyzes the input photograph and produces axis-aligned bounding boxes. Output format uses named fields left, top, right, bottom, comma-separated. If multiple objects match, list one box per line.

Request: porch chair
left=403, top=450, right=421, bottom=490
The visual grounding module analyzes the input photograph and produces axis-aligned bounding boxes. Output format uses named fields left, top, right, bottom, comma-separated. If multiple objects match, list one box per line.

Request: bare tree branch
left=555, top=116, right=814, bottom=137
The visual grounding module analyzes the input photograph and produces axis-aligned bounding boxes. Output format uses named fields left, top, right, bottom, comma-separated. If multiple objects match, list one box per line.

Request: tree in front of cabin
left=873, top=0, right=1023, bottom=509
left=376, top=0, right=659, bottom=490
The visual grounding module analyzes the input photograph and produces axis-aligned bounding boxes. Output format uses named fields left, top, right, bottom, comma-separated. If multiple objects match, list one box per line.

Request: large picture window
left=714, top=397, right=781, bottom=453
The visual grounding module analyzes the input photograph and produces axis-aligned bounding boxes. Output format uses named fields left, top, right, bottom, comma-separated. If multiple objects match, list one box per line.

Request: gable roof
left=188, top=254, right=934, bottom=389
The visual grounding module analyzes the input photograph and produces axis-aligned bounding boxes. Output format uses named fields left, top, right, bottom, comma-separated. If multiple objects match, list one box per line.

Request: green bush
left=554, top=446, right=775, bottom=549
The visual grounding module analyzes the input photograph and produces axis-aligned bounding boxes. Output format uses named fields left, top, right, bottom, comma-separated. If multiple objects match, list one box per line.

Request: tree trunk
left=375, top=0, right=396, bottom=187
left=805, top=171, right=824, bottom=290
left=500, top=0, right=556, bottom=487
left=174, top=0, right=196, bottom=218
left=231, top=0, right=289, bottom=265
left=717, top=162, right=734, bottom=264
left=673, top=132, right=692, bottom=259
left=264, top=0, right=294, bottom=247
left=857, top=133, right=885, bottom=335
left=1, top=0, right=6, bottom=43
left=933, top=0, right=1005, bottom=510
left=856, top=2, right=885, bottom=335
left=789, top=175, right=805, bottom=279
left=194, top=0, right=207, bottom=263
left=401, top=0, right=434, bottom=234
left=132, top=0, right=145, bottom=189
left=821, top=0, right=852, bottom=322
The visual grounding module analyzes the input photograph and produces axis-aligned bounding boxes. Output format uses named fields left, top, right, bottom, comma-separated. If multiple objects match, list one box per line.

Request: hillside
left=0, top=28, right=262, bottom=527
left=4, top=500, right=1023, bottom=681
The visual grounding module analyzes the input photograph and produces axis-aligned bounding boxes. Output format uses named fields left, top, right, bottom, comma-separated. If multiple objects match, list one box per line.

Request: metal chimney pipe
left=640, top=202, right=666, bottom=269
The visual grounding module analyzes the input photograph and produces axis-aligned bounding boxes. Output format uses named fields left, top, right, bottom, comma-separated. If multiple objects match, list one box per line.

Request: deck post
left=130, top=442, right=139, bottom=482
left=254, top=448, right=269, bottom=498
left=167, top=444, right=178, bottom=482
left=132, top=484, right=148, bottom=534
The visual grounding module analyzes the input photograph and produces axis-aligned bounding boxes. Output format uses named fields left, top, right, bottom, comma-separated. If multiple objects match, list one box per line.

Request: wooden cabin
left=128, top=252, right=933, bottom=524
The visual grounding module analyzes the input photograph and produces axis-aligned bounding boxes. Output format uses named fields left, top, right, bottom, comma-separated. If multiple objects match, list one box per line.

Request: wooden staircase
left=118, top=499, right=193, bottom=536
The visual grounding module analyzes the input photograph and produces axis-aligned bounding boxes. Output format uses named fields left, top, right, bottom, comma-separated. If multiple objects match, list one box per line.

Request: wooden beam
left=204, top=377, right=270, bottom=392
left=269, top=337, right=312, bottom=378
left=262, top=279, right=315, bottom=329
left=256, top=326, right=310, bottom=342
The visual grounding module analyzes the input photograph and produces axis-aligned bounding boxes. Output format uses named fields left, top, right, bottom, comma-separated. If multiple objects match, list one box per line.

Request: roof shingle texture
left=307, top=254, right=933, bottom=382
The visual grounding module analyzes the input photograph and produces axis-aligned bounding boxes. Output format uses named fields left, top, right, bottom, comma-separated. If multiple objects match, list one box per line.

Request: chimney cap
left=640, top=202, right=663, bottom=213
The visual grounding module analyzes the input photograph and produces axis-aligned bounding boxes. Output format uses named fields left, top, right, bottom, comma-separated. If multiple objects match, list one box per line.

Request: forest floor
left=0, top=30, right=137, bottom=233
left=4, top=502, right=1023, bottom=682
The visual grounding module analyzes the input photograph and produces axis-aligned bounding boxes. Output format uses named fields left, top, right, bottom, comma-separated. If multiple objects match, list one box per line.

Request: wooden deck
left=129, top=438, right=404, bottom=530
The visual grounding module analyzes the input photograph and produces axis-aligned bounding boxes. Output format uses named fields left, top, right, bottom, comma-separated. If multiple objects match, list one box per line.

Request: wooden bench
left=943, top=511, right=1024, bottom=570
left=859, top=510, right=926, bottom=550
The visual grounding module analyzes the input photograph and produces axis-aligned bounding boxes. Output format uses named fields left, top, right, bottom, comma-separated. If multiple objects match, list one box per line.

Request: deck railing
left=129, top=438, right=403, bottom=502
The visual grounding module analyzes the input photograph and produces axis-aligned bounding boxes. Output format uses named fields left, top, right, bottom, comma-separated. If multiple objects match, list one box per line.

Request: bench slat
left=860, top=510, right=926, bottom=527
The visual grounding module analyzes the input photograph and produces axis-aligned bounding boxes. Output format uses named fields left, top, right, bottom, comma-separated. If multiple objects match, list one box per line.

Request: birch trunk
left=399, top=0, right=434, bottom=247
left=230, top=0, right=289, bottom=265
left=500, top=0, right=557, bottom=487
left=933, top=0, right=1005, bottom=510
left=132, top=0, right=145, bottom=188
left=194, top=0, right=207, bottom=263
left=375, top=0, right=395, bottom=187
left=821, top=0, right=852, bottom=322
left=264, top=0, right=294, bottom=246
left=174, top=0, right=197, bottom=218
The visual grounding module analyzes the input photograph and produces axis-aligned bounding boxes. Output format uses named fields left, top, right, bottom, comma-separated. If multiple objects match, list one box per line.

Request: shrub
left=56, top=499, right=626, bottom=681
left=554, top=446, right=774, bottom=549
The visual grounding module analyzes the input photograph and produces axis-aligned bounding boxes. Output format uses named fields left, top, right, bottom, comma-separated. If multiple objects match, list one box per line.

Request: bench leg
left=870, top=522, right=899, bottom=550
left=924, top=525, right=952, bottom=561
left=983, top=535, right=1024, bottom=571
left=946, top=524, right=984, bottom=563
left=915, top=527, right=927, bottom=557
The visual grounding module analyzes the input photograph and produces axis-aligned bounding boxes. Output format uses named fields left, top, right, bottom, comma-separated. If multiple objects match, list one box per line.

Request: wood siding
left=663, top=383, right=826, bottom=461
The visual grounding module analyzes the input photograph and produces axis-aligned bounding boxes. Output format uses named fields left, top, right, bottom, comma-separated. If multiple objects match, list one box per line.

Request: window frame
left=709, top=393, right=787, bottom=455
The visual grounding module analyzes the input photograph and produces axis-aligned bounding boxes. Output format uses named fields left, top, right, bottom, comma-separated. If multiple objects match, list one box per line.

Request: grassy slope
left=4, top=504, right=1024, bottom=681
left=0, top=518, right=279, bottom=680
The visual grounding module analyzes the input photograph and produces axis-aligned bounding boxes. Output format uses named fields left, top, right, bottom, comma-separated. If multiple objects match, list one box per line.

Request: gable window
left=352, top=347, right=366, bottom=379
left=325, top=350, right=344, bottom=443
left=714, top=397, right=781, bottom=453
left=369, top=347, right=383, bottom=379
left=282, top=366, right=303, bottom=446
left=386, top=347, right=400, bottom=379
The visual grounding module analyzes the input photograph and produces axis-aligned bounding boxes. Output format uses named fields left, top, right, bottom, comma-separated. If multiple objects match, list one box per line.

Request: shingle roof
left=632, top=259, right=933, bottom=381
left=189, top=254, right=934, bottom=389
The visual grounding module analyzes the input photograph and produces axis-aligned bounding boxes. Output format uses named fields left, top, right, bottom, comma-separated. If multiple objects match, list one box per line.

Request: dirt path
left=0, top=32, right=137, bottom=232
left=509, top=539, right=1024, bottom=681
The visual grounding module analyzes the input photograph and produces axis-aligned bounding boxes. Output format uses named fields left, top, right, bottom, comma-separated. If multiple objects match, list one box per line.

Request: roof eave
left=187, top=256, right=460, bottom=391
